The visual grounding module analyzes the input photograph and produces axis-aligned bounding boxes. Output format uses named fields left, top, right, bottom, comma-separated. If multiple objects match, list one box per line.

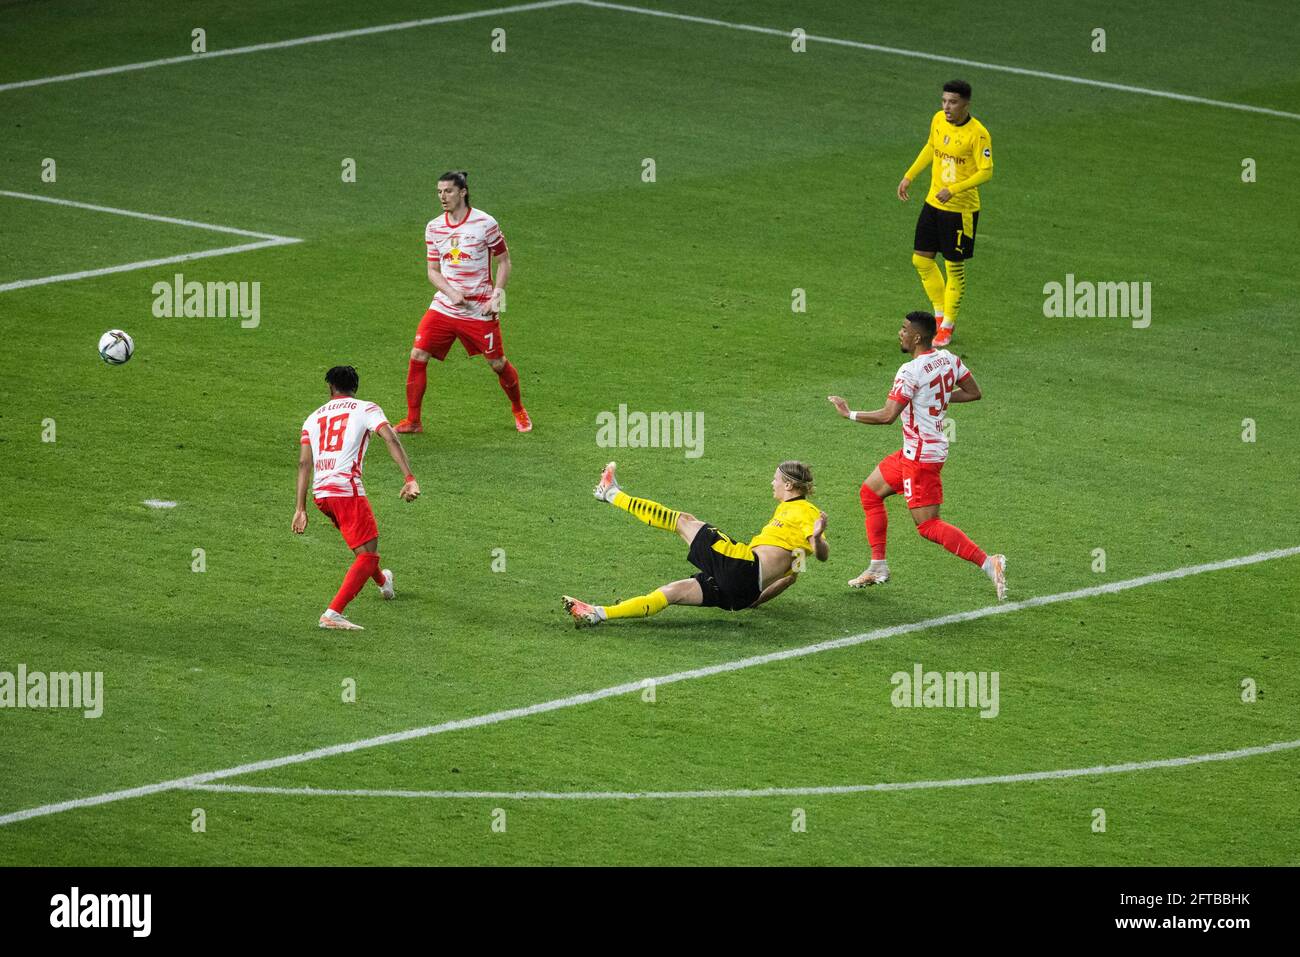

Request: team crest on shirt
left=446, top=235, right=467, bottom=264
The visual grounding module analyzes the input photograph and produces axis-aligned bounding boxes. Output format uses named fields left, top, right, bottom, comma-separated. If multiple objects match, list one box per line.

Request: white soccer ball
left=98, top=329, right=134, bottom=365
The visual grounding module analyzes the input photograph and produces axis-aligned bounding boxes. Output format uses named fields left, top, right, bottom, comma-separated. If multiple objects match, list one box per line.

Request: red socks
left=330, top=552, right=381, bottom=613
left=916, top=518, right=986, bottom=567
left=495, top=360, right=523, bottom=412
left=859, top=483, right=888, bottom=561
left=405, top=359, right=428, bottom=422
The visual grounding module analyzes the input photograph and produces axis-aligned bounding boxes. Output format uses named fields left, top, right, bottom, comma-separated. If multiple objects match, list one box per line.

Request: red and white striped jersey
left=300, top=396, right=389, bottom=498
left=887, top=349, right=970, bottom=464
left=425, top=207, right=507, bottom=321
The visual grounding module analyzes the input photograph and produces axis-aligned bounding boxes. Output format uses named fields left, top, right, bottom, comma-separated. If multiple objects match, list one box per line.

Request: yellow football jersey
left=750, top=498, right=823, bottom=553
left=904, top=110, right=993, bottom=213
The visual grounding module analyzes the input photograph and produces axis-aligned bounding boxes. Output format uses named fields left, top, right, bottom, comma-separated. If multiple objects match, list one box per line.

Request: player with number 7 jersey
left=294, top=365, right=421, bottom=631
left=827, top=311, right=1007, bottom=599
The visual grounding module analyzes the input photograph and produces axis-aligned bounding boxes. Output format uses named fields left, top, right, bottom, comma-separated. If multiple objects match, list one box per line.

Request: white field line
left=580, top=1, right=1300, bottom=123
left=182, top=738, right=1300, bottom=801
left=1, top=544, right=1296, bottom=828
left=0, top=0, right=579, bottom=94
left=1, top=0, right=1293, bottom=123
left=0, top=190, right=302, bottom=293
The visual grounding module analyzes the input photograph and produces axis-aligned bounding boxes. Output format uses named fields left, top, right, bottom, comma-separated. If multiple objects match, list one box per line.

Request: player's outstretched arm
left=376, top=423, right=420, bottom=501
left=949, top=372, right=982, bottom=403
left=828, top=395, right=904, bottom=425
left=292, top=442, right=311, bottom=533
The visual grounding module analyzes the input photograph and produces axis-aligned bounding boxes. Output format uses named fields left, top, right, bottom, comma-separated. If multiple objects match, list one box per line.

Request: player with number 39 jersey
left=827, top=311, right=1006, bottom=598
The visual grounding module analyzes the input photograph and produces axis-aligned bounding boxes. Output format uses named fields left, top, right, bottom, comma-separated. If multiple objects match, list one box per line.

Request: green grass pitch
left=1, top=0, right=1297, bottom=865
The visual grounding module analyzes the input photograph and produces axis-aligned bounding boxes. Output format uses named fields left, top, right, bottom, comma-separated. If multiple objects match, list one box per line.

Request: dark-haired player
left=562, top=461, right=829, bottom=626
left=294, top=366, right=421, bottom=630
left=397, top=170, right=531, bottom=434
left=828, top=311, right=1006, bottom=598
left=898, top=80, right=993, bottom=348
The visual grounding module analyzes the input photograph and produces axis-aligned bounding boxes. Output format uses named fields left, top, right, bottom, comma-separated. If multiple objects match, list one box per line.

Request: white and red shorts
left=878, top=449, right=945, bottom=509
left=413, top=308, right=504, bottom=361
left=315, top=495, right=379, bottom=549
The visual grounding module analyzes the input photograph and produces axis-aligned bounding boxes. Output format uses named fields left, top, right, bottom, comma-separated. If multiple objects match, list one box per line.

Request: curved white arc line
left=178, top=739, right=1300, bottom=800
left=2, top=545, right=1297, bottom=827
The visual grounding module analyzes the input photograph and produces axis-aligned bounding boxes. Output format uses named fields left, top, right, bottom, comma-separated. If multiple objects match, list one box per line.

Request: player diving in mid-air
left=828, top=310, right=1006, bottom=598
left=563, top=461, right=829, bottom=626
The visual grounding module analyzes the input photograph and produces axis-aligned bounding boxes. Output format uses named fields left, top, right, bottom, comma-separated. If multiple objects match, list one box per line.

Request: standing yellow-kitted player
left=897, top=79, right=993, bottom=348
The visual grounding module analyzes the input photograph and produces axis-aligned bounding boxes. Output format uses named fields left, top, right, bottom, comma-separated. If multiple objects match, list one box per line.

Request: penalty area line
left=0, top=190, right=302, bottom=294
left=0, top=1, right=580, bottom=93
left=1, top=544, right=1298, bottom=827
left=579, top=1, right=1300, bottom=123
left=180, top=738, right=1300, bottom=800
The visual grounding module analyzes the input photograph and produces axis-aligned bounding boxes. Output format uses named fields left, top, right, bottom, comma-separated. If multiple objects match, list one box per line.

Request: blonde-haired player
left=563, top=461, right=828, bottom=626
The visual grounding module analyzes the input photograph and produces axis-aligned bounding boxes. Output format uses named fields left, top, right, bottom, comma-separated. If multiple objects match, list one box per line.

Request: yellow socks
left=912, top=253, right=946, bottom=318
left=602, top=589, right=670, bottom=620
left=611, top=491, right=680, bottom=532
left=943, top=260, right=966, bottom=327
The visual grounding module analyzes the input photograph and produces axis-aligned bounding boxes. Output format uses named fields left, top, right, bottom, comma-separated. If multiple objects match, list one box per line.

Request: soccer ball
left=98, top=329, right=134, bottom=365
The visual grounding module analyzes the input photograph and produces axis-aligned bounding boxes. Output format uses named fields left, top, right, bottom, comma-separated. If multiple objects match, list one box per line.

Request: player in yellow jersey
left=563, top=461, right=828, bottom=626
left=898, top=79, right=993, bottom=348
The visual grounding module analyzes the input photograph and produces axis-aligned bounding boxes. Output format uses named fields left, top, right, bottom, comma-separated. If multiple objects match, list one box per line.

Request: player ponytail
left=437, top=169, right=470, bottom=206
left=777, top=460, right=814, bottom=497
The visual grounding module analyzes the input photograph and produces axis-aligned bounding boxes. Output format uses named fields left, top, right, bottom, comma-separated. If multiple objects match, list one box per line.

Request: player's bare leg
left=909, top=504, right=1006, bottom=599
left=851, top=467, right=895, bottom=587
left=563, top=577, right=703, bottom=628
left=396, top=347, right=431, bottom=433
left=487, top=355, right=531, bottom=432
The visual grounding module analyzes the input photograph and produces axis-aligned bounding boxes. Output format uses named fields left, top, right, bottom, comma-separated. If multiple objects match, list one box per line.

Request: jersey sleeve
left=954, top=355, right=971, bottom=382
left=888, top=363, right=916, bottom=404
left=300, top=416, right=313, bottom=447
left=903, top=116, right=937, bottom=181
left=425, top=221, right=440, bottom=263
left=975, top=124, right=992, bottom=172
left=363, top=403, right=388, bottom=433
left=483, top=215, right=507, bottom=256
left=950, top=124, right=993, bottom=195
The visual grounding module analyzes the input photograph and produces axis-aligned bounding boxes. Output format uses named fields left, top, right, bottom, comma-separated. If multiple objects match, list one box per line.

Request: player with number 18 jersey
left=293, top=365, right=421, bottom=631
